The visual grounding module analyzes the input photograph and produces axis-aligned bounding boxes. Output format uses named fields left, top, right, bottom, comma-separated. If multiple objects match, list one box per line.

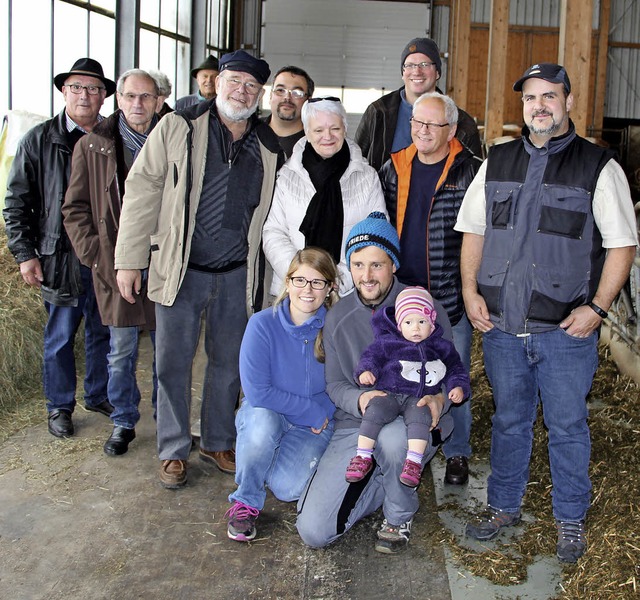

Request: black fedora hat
left=190, top=55, right=220, bottom=79
left=54, top=58, right=116, bottom=96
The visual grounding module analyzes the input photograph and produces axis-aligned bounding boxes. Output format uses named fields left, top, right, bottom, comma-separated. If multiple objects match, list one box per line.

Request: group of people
left=3, top=34, right=636, bottom=565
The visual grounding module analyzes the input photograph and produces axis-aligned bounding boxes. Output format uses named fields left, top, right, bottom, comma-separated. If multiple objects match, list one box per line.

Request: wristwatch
left=588, top=302, right=608, bottom=319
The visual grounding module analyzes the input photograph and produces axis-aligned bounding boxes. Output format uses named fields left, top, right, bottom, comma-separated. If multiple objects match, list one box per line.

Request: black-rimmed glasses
left=65, top=83, right=106, bottom=96
left=307, top=96, right=341, bottom=103
left=288, top=276, right=330, bottom=290
left=410, top=117, right=450, bottom=131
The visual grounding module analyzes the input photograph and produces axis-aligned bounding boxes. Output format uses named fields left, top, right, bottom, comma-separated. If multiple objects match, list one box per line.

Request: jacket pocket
left=147, top=228, right=176, bottom=298
left=477, top=256, right=509, bottom=316
left=527, top=263, right=589, bottom=323
left=537, top=190, right=590, bottom=240
left=489, top=187, right=519, bottom=230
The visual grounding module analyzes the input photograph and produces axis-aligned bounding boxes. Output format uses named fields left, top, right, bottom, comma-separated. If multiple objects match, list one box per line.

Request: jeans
left=482, top=327, right=598, bottom=522
left=230, top=403, right=334, bottom=510
left=43, top=265, right=110, bottom=413
left=442, top=312, right=473, bottom=459
left=297, top=409, right=454, bottom=548
left=107, top=326, right=141, bottom=429
left=155, top=267, right=247, bottom=460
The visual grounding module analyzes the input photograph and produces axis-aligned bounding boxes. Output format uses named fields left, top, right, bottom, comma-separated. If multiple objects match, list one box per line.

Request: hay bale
left=450, top=332, right=640, bottom=599
left=0, top=227, right=48, bottom=440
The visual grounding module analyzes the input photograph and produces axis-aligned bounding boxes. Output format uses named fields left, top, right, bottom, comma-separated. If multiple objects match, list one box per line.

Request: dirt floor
left=0, top=334, right=453, bottom=600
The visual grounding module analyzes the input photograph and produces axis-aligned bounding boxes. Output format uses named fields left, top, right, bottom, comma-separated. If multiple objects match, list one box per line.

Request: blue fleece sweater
left=239, top=298, right=336, bottom=429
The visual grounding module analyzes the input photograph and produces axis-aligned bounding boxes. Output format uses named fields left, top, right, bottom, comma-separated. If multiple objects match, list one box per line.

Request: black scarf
left=299, top=141, right=350, bottom=263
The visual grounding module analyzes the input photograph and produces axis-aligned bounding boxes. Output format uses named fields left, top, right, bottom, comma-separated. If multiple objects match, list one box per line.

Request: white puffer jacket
left=263, top=137, right=387, bottom=296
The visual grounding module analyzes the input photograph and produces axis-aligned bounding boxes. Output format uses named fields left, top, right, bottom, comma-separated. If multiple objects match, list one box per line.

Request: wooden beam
left=451, top=0, right=472, bottom=109
left=593, top=0, right=611, bottom=132
left=559, top=0, right=593, bottom=136
left=484, top=0, right=509, bottom=143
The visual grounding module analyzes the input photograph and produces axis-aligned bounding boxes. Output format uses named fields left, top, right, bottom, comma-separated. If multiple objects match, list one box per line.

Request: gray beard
left=216, top=96, right=257, bottom=122
left=529, top=113, right=565, bottom=137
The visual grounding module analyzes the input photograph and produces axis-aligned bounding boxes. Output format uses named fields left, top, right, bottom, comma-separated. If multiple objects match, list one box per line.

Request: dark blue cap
left=219, top=50, right=270, bottom=85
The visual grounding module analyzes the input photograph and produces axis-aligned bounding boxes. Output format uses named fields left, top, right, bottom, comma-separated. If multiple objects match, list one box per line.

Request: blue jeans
left=43, top=265, right=110, bottom=413
left=297, top=409, right=454, bottom=547
left=155, top=267, right=247, bottom=460
left=482, top=327, right=598, bottom=522
left=230, top=403, right=334, bottom=510
left=107, top=326, right=141, bottom=429
left=442, top=312, right=473, bottom=459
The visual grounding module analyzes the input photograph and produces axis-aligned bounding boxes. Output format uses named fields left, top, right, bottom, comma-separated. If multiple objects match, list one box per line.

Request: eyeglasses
left=403, top=61, right=437, bottom=71
left=118, top=93, right=158, bottom=103
left=65, top=83, right=106, bottom=96
left=307, top=96, right=341, bottom=104
left=288, top=276, right=330, bottom=290
left=410, top=117, right=450, bottom=131
left=272, top=87, right=307, bottom=99
left=220, top=75, right=262, bottom=95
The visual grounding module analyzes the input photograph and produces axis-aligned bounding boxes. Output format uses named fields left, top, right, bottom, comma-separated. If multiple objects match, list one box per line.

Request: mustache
left=532, top=110, right=552, bottom=117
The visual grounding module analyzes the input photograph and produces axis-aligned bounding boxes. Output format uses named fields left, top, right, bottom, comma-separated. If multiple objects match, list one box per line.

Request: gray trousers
left=155, top=267, right=247, bottom=460
left=359, top=392, right=432, bottom=443
left=296, top=407, right=453, bottom=548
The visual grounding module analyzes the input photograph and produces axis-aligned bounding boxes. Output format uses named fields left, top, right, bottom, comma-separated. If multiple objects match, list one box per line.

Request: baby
left=346, top=286, right=471, bottom=487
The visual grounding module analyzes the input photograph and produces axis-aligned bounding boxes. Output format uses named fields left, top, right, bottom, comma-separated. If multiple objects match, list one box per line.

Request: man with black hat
left=457, top=63, right=637, bottom=563
left=175, top=55, right=220, bottom=111
left=114, top=50, right=284, bottom=490
left=355, top=37, right=481, bottom=171
left=4, top=57, right=116, bottom=439
left=297, top=211, right=454, bottom=554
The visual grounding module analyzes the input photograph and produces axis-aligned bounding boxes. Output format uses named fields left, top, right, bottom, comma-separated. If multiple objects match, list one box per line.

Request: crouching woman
left=225, top=247, right=340, bottom=542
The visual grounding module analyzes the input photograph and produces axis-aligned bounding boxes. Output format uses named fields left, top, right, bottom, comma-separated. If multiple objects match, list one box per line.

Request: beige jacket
left=114, top=101, right=282, bottom=312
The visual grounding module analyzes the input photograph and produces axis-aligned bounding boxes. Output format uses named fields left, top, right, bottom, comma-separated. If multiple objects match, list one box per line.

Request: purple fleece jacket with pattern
left=356, top=305, right=471, bottom=399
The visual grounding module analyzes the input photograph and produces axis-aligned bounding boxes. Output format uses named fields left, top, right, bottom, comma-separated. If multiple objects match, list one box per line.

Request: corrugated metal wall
left=606, top=0, right=640, bottom=119
left=261, top=0, right=431, bottom=91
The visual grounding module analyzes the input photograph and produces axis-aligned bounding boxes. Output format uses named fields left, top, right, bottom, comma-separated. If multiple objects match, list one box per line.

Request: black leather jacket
left=354, top=87, right=482, bottom=171
left=3, top=110, right=84, bottom=306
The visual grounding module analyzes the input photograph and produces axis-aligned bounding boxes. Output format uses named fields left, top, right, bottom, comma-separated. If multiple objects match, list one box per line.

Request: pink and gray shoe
left=225, top=501, right=259, bottom=542
left=399, top=459, right=422, bottom=487
left=345, top=455, right=373, bottom=482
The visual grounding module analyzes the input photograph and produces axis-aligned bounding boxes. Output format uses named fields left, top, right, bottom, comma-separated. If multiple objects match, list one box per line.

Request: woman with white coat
left=263, top=97, right=387, bottom=296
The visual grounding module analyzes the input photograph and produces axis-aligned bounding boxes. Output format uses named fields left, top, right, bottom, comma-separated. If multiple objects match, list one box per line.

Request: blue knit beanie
left=345, top=212, right=400, bottom=269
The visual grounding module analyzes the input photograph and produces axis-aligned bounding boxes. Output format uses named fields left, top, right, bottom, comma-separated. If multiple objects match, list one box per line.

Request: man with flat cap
left=457, top=63, right=637, bottom=563
left=115, top=49, right=284, bottom=489
left=175, top=54, right=219, bottom=111
left=4, top=58, right=116, bottom=439
left=355, top=37, right=482, bottom=171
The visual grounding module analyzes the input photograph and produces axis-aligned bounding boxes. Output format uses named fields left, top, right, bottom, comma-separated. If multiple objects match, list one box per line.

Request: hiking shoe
left=399, top=459, right=422, bottom=487
left=375, top=518, right=412, bottom=554
left=556, top=519, right=586, bottom=563
left=345, top=455, right=373, bottom=482
left=226, top=501, right=259, bottom=542
left=465, top=506, right=521, bottom=541
left=159, top=459, right=187, bottom=489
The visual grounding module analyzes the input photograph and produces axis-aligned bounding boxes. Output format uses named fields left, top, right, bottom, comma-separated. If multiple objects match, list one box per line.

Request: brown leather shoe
left=199, top=448, right=236, bottom=474
left=159, top=459, right=187, bottom=489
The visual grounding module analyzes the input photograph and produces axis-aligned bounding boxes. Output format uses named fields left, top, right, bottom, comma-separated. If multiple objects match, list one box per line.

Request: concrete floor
left=0, top=333, right=562, bottom=600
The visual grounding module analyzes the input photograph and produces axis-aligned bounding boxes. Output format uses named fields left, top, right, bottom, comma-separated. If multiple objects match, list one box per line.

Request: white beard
left=216, top=95, right=258, bottom=122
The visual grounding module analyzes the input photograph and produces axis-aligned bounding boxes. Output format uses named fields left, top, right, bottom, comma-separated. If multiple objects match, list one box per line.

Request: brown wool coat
left=62, top=111, right=155, bottom=328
